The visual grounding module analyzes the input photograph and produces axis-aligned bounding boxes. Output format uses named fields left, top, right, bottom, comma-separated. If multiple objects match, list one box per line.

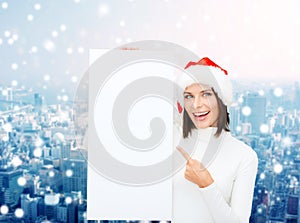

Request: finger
left=176, top=146, right=191, bottom=161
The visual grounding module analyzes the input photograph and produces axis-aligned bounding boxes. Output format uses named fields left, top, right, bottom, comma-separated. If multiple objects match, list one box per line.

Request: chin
left=194, top=123, right=211, bottom=129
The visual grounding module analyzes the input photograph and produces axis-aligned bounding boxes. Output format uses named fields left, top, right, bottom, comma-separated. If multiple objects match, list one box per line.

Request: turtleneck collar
left=189, top=127, right=219, bottom=143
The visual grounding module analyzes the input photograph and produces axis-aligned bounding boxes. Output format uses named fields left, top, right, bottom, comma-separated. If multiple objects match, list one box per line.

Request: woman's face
left=184, top=83, right=219, bottom=129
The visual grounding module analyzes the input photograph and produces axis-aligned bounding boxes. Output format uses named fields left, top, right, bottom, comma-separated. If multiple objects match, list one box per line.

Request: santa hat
left=176, top=57, right=233, bottom=114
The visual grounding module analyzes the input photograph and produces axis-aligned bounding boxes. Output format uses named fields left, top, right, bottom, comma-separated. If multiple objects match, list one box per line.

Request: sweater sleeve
left=199, top=151, right=258, bottom=223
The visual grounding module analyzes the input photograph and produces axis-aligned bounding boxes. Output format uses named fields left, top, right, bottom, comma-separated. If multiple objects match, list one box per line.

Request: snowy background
left=1, top=0, right=300, bottom=222
left=1, top=0, right=300, bottom=103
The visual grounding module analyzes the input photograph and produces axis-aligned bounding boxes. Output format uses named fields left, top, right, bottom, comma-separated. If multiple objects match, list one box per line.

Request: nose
left=193, top=95, right=203, bottom=109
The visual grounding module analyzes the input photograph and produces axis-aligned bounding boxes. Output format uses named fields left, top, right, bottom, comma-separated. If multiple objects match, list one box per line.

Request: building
left=285, top=193, right=299, bottom=222
left=0, top=168, right=23, bottom=207
left=242, top=93, right=266, bottom=134
left=21, top=193, right=41, bottom=222
left=62, top=158, right=87, bottom=198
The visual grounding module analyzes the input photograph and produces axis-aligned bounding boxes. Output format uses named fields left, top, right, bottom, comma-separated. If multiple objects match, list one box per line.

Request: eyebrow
left=183, top=89, right=212, bottom=94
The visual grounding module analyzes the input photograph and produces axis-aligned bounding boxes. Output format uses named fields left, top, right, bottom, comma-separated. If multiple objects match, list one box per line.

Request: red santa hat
left=176, top=57, right=233, bottom=114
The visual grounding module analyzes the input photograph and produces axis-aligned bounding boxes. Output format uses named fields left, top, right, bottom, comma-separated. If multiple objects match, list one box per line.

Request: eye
left=184, top=94, right=193, bottom=99
left=203, top=92, right=212, bottom=97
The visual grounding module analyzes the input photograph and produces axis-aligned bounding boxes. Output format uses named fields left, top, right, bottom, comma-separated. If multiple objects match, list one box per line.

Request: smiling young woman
left=182, top=83, right=230, bottom=138
left=173, top=57, right=258, bottom=223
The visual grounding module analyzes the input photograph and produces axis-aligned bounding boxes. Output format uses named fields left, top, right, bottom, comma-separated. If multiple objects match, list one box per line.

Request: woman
left=173, top=57, right=258, bottom=223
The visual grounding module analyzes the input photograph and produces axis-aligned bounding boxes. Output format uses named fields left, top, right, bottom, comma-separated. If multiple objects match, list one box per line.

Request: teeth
left=194, top=111, right=209, bottom=117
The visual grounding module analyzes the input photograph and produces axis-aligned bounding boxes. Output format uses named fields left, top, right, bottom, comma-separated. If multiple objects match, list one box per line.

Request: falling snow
left=34, top=3, right=41, bottom=11
left=273, top=87, right=283, bottom=97
left=44, top=74, right=51, bottom=81
left=242, top=106, right=251, bottom=116
left=0, top=205, right=9, bottom=215
left=14, top=208, right=24, bottom=218
left=11, top=63, right=18, bottom=70
left=27, top=14, right=34, bottom=21
left=17, top=177, right=27, bottom=186
left=1, top=2, right=8, bottom=9
left=33, top=148, right=42, bottom=157
left=273, top=163, right=283, bottom=174
left=43, top=39, right=56, bottom=52
left=65, top=196, right=72, bottom=204
left=60, top=24, right=67, bottom=32
left=11, top=80, right=18, bottom=86
left=65, top=169, right=73, bottom=177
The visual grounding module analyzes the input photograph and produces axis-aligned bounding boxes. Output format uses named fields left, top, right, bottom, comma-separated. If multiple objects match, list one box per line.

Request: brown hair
left=182, top=89, right=230, bottom=138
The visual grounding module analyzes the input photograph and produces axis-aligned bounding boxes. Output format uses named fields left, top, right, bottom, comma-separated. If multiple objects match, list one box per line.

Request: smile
left=193, top=111, right=210, bottom=118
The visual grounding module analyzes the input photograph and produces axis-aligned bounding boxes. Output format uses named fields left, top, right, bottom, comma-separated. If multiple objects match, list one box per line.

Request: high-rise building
left=285, top=193, right=299, bottom=222
left=62, top=158, right=87, bottom=198
left=34, top=93, right=43, bottom=111
left=20, top=193, right=40, bottom=222
left=0, top=168, right=23, bottom=207
left=57, top=204, right=68, bottom=222
left=229, top=103, right=240, bottom=134
left=67, top=196, right=79, bottom=223
left=43, top=193, right=60, bottom=220
left=242, top=93, right=267, bottom=134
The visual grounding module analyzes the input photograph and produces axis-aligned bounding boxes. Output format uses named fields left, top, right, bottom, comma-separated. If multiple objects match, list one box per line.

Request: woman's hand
left=177, top=146, right=214, bottom=188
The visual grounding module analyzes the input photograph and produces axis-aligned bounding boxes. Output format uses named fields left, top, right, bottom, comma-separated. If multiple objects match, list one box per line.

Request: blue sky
left=1, top=0, right=300, bottom=103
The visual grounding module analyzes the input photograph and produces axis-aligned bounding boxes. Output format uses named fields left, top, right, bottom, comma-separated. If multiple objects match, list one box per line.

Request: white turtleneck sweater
left=172, top=127, right=258, bottom=223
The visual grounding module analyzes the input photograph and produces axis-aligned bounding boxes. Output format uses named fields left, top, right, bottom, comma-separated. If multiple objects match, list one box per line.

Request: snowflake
left=98, top=3, right=110, bottom=17
left=43, top=39, right=56, bottom=52
left=27, top=14, right=34, bottom=21
left=4, top=30, right=11, bottom=37
left=34, top=3, right=41, bottom=11
left=14, top=208, right=24, bottom=218
left=77, top=47, right=84, bottom=53
left=71, top=76, right=78, bottom=83
left=65, top=196, right=72, bottom=204
left=0, top=205, right=9, bottom=215
left=260, top=124, right=269, bottom=134
left=260, top=173, right=266, bottom=180
left=242, top=106, right=251, bottom=116
left=1, top=2, right=8, bottom=9
left=62, top=95, right=69, bottom=102
left=66, top=169, right=73, bottom=177
left=7, top=38, right=14, bottom=45
left=12, top=34, right=18, bottom=41
left=273, top=163, right=283, bottom=174
left=258, top=90, right=265, bottom=96
left=273, top=87, right=283, bottom=97
left=17, top=177, right=27, bottom=186
left=48, top=171, right=55, bottom=177
left=11, top=63, right=18, bottom=70
left=52, top=30, right=58, bottom=38
left=60, top=24, right=67, bottom=32
left=277, top=107, right=283, bottom=113
left=30, top=46, right=38, bottom=53
left=66, top=48, right=73, bottom=54
left=2, top=123, right=12, bottom=132
left=44, top=74, right=51, bottom=81
left=33, top=148, right=42, bottom=157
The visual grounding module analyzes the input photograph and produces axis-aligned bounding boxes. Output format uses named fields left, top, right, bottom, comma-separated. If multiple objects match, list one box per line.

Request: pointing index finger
left=176, top=146, right=191, bottom=161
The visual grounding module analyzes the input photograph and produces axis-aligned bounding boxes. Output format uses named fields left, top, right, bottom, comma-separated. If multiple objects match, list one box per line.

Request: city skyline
left=1, top=80, right=300, bottom=222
